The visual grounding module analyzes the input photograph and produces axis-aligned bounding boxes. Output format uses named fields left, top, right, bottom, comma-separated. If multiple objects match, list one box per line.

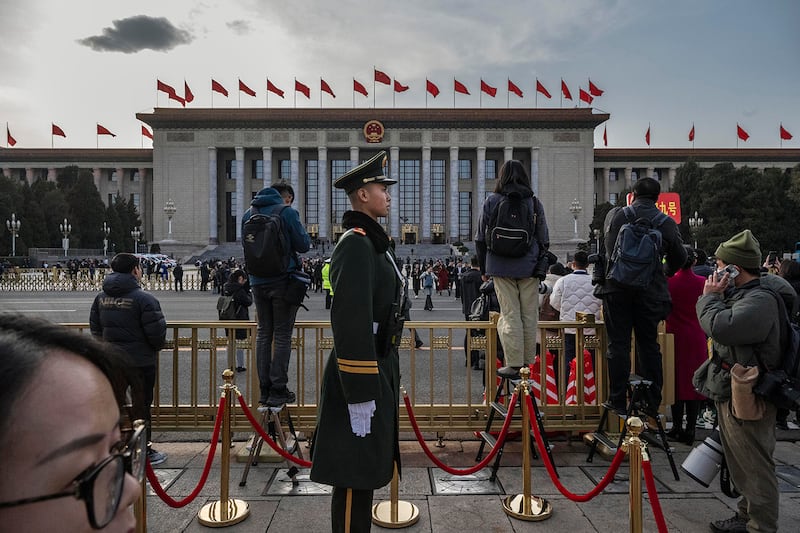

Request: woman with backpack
left=221, top=269, right=253, bottom=372
left=421, top=266, right=435, bottom=310
left=475, top=160, right=550, bottom=378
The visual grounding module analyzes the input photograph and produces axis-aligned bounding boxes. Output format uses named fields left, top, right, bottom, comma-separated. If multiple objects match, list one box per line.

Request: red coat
left=666, top=268, right=708, bottom=401
left=436, top=268, right=449, bottom=291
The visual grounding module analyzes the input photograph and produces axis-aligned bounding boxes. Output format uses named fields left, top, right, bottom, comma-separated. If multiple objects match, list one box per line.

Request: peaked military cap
left=333, top=151, right=396, bottom=193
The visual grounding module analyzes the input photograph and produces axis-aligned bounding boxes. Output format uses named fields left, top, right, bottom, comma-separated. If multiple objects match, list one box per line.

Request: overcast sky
left=1, top=0, right=798, bottom=149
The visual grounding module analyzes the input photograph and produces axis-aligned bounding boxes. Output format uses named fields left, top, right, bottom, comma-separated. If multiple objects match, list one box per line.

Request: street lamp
left=569, top=198, right=582, bottom=239
left=164, top=199, right=176, bottom=240
left=59, top=218, right=71, bottom=257
left=130, top=226, right=142, bottom=253
left=102, top=222, right=111, bottom=256
left=688, top=210, right=704, bottom=249
left=6, top=213, right=21, bottom=256
left=593, top=228, right=601, bottom=254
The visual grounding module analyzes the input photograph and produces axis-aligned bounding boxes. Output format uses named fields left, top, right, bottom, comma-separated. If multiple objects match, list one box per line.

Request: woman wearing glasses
left=0, top=314, right=144, bottom=531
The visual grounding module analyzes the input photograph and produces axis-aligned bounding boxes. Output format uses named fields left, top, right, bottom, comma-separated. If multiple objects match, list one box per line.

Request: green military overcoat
left=310, top=211, right=402, bottom=490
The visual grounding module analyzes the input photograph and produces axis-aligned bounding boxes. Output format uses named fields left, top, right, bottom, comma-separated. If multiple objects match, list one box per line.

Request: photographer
left=694, top=230, right=792, bottom=533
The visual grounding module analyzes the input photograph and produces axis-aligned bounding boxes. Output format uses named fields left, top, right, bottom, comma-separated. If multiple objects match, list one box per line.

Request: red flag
left=688, top=124, right=695, bottom=142
left=536, top=79, right=552, bottom=99
left=780, top=124, right=793, bottom=141
left=480, top=80, right=497, bottom=97
left=454, top=79, right=470, bottom=95
left=239, top=79, right=256, bottom=97
left=211, top=79, right=228, bottom=97
left=354, top=79, right=368, bottom=97
left=561, top=79, right=572, bottom=100
left=393, top=79, right=409, bottom=92
left=579, top=88, right=593, bottom=104
left=267, top=79, right=284, bottom=98
left=295, top=79, right=310, bottom=98
left=588, top=79, right=604, bottom=97
left=737, top=124, right=749, bottom=142
left=645, top=126, right=651, bottom=146
left=508, top=79, right=523, bottom=98
left=141, top=125, right=153, bottom=140
left=184, top=81, right=194, bottom=103
left=321, top=79, right=335, bottom=98
left=374, top=69, right=391, bottom=85
left=52, top=123, right=66, bottom=138
left=97, top=124, right=116, bottom=137
left=7, top=126, right=16, bottom=147
left=157, top=79, right=176, bottom=96
left=426, top=79, right=440, bottom=98
left=603, top=126, right=608, bottom=147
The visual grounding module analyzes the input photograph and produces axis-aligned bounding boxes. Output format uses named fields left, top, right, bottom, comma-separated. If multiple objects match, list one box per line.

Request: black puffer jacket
left=90, top=272, right=167, bottom=367
left=222, top=279, right=253, bottom=340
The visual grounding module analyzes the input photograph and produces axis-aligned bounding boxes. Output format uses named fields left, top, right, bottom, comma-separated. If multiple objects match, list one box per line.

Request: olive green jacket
left=310, top=214, right=402, bottom=490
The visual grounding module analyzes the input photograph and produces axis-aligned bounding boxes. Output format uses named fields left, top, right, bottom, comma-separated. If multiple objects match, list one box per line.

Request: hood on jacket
left=101, top=272, right=140, bottom=296
left=250, top=187, right=284, bottom=209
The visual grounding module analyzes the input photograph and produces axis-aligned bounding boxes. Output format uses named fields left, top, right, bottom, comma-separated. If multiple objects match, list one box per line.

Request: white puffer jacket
left=550, top=271, right=601, bottom=334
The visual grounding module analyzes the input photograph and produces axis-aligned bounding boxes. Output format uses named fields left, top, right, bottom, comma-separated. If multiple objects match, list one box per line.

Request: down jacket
left=90, top=272, right=166, bottom=367
left=550, top=270, right=601, bottom=334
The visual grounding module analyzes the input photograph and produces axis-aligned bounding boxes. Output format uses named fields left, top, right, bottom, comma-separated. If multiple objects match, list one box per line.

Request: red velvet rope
left=236, top=395, right=312, bottom=468
left=403, top=391, right=519, bottom=476
left=642, top=458, right=669, bottom=533
left=145, top=398, right=226, bottom=508
left=524, top=393, right=626, bottom=502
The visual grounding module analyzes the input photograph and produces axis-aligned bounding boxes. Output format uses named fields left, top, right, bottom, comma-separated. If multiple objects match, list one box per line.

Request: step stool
left=239, top=404, right=304, bottom=487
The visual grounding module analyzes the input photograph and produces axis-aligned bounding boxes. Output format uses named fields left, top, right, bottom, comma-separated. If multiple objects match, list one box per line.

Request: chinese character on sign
left=627, top=192, right=682, bottom=223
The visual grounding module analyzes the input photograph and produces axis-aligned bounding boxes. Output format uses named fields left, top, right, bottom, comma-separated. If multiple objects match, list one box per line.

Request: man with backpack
left=694, top=229, right=791, bottom=533
left=242, top=182, right=310, bottom=408
left=595, top=177, right=686, bottom=414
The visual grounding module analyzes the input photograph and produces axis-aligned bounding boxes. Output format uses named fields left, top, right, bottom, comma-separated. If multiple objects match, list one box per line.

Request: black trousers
left=331, top=487, right=373, bottom=533
left=602, top=291, right=671, bottom=409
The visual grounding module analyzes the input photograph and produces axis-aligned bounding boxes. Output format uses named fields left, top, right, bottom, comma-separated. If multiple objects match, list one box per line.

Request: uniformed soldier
left=310, top=151, right=404, bottom=532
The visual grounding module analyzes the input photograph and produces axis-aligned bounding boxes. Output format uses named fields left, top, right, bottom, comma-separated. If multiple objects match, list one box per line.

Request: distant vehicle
left=136, top=253, right=177, bottom=268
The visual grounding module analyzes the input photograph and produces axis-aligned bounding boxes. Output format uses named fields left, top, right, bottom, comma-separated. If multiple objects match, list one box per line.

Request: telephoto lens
left=681, top=429, right=724, bottom=487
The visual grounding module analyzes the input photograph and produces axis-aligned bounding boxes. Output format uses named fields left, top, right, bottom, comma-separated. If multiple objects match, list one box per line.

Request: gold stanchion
left=135, top=474, right=146, bottom=533
left=372, top=462, right=420, bottom=528
left=623, top=416, right=644, bottom=533
left=197, top=370, right=250, bottom=527
left=502, top=367, right=553, bottom=521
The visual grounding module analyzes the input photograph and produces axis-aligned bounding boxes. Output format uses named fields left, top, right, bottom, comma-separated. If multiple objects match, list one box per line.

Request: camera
left=753, top=370, right=800, bottom=410
left=681, top=429, right=724, bottom=487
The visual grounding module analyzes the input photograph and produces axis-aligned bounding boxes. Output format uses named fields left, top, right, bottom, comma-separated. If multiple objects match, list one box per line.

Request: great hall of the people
left=1, top=108, right=798, bottom=256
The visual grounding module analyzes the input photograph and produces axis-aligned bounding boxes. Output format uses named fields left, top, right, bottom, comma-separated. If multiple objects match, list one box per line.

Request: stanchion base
left=197, top=499, right=250, bottom=527
left=371, top=500, right=420, bottom=528
left=502, top=494, right=552, bottom=521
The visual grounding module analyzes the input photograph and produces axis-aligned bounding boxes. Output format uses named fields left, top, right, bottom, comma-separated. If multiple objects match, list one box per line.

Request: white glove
left=348, top=400, right=376, bottom=437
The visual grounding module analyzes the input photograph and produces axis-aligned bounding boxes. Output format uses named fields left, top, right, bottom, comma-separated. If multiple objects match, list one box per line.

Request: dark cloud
left=78, top=15, right=192, bottom=53
left=226, top=20, right=252, bottom=34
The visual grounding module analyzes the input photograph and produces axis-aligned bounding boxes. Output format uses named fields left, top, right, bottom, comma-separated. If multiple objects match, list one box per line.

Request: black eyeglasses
left=0, top=420, right=146, bottom=529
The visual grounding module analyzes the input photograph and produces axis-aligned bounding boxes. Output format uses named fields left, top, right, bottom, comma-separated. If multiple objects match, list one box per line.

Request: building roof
left=595, top=148, right=800, bottom=164
left=136, top=107, right=610, bottom=130
left=0, top=148, right=152, bottom=164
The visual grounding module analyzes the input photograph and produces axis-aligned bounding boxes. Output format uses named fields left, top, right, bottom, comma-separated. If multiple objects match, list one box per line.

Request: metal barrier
left=0, top=268, right=204, bottom=291
left=62, top=317, right=675, bottom=436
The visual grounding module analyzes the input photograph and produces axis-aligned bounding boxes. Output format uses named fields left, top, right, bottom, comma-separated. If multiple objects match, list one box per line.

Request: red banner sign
left=626, top=192, right=682, bottom=223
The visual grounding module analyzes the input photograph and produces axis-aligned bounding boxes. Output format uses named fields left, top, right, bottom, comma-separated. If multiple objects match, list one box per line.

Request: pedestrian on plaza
left=436, top=263, right=450, bottom=296
left=221, top=268, right=253, bottom=372
left=0, top=314, right=143, bottom=531
left=775, top=258, right=800, bottom=430
left=411, top=264, right=421, bottom=298
left=310, top=151, right=405, bottom=532
left=594, top=177, right=686, bottom=414
left=200, top=261, right=210, bottom=291
left=475, top=159, right=550, bottom=378
left=89, top=252, right=168, bottom=465
left=695, top=230, right=789, bottom=533
left=460, top=255, right=484, bottom=369
left=420, top=266, right=435, bottom=310
left=242, top=181, right=311, bottom=408
left=322, top=258, right=333, bottom=310
left=173, top=261, right=184, bottom=291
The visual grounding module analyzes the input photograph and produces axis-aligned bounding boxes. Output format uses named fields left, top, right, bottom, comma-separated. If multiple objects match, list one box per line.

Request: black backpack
left=486, top=192, right=537, bottom=258
left=753, top=286, right=800, bottom=409
left=606, top=206, right=668, bottom=289
left=242, top=205, right=290, bottom=278
left=216, top=295, right=237, bottom=320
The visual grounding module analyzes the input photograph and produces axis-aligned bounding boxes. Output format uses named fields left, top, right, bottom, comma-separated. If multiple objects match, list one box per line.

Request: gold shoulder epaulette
left=353, top=227, right=366, bottom=236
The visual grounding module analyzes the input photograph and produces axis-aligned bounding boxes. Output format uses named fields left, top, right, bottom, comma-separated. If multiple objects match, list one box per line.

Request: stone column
left=235, top=146, right=245, bottom=241
left=208, top=147, right=218, bottom=244
left=1, top=168, right=10, bottom=178
left=93, top=168, right=102, bottom=191
left=421, top=145, right=431, bottom=241
left=389, top=146, right=400, bottom=239
left=449, top=146, right=459, bottom=241
left=116, top=167, right=124, bottom=196
left=668, top=167, right=677, bottom=190
left=349, top=146, right=359, bottom=169
left=47, top=168, right=57, bottom=182
left=476, top=146, right=486, bottom=203
left=624, top=167, right=633, bottom=189
left=530, top=147, right=540, bottom=196
left=318, top=146, right=329, bottom=240
left=646, top=167, right=655, bottom=179
left=24, top=168, right=33, bottom=186
left=262, top=146, right=272, bottom=188
left=504, top=146, right=513, bottom=164
left=290, top=146, right=300, bottom=196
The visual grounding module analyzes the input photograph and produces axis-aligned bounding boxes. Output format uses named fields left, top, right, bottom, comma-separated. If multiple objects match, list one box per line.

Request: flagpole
left=96, top=123, right=99, bottom=149
left=453, top=78, right=456, bottom=108
left=372, top=66, right=376, bottom=109
left=352, top=78, right=355, bottom=109
left=294, top=78, right=297, bottom=109
left=506, top=79, right=509, bottom=108
left=479, top=80, right=482, bottom=109
left=780, top=123, right=783, bottom=148
left=535, top=79, right=538, bottom=108
left=425, top=82, right=428, bottom=109
left=51, top=125, right=53, bottom=149
left=392, top=79, right=395, bottom=109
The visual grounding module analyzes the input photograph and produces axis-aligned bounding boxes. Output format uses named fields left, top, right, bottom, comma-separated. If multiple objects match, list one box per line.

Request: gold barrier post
left=197, top=369, right=250, bottom=527
left=371, top=462, right=420, bottom=528
left=502, top=367, right=552, bottom=521
left=135, top=476, right=146, bottom=533
left=623, top=416, right=644, bottom=533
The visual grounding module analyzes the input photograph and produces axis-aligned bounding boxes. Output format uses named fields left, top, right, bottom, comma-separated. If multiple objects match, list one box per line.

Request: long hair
left=494, top=160, right=531, bottom=193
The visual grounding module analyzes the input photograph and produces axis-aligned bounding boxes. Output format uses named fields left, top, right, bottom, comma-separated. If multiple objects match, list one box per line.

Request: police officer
left=310, top=151, right=403, bottom=532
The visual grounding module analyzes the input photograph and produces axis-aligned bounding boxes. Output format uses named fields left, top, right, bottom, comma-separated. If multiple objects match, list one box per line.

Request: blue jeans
left=253, top=283, right=300, bottom=402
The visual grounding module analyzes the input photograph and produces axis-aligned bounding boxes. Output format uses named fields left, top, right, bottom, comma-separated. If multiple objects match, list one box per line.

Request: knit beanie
left=714, top=230, right=761, bottom=269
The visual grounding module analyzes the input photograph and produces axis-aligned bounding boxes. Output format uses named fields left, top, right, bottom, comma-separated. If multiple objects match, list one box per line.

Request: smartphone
left=715, top=264, right=739, bottom=282
left=768, top=251, right=778, bottom=264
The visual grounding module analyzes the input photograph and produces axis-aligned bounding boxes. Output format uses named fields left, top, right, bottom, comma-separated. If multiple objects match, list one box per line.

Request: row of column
left=207, top=145, right=541, bottom=244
